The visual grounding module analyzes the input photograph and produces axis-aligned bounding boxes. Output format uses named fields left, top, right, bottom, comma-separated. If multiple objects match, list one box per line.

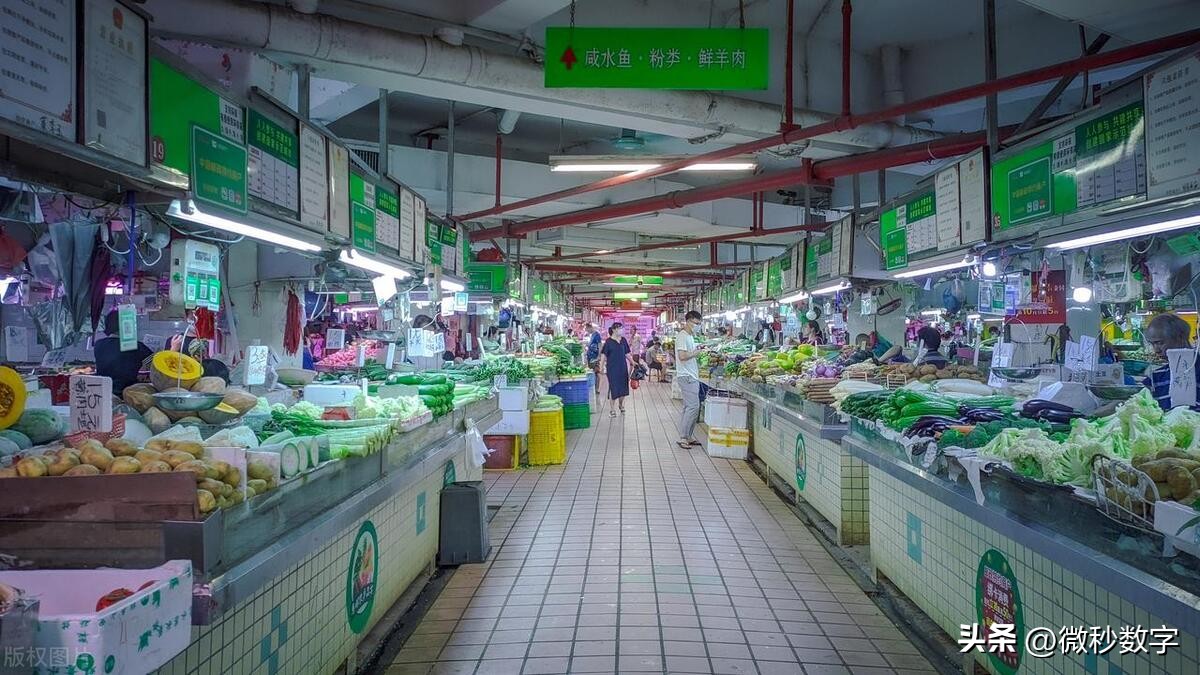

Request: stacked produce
left=389, top=372, right=456, bottom=417
left=478, top=356, right=536, bottom=383
left=316, top=340, right=381, bottom=368
left=452, top=383, right=489, bottom=407
left=121, top=352, right=260, bottom=433
left=878, top=362, right=986, bottom=384
left=317, top=360, right=393, bottom=383
left=266, top=401, right=400, bottom=458
left=542, top=337, right=586, bottom=376
left=736, top=344, right=822, bottom=380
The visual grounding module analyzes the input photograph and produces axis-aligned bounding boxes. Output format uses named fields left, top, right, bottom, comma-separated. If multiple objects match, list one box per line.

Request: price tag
left=1079, top=336, right=1098, bottom=371
left=41, top=349, right=68, bottom=369
left=406, top=329, right=427, bottom=357
left=433, top=332, right=446, bottom=355
left=326, top=328, right=346, bottom=350
left=144, top=334, right=166, bottom=352
left=1064, top=340, right=1084, bottom=371
left=495, top=374, right=508, bottom=387
left=355, top=344, right=366, bottom=368
left=991, top=341, right=1014, bottom=368
left=381, top=308, right=394, bottom=322
left=987, top=371, right=1005, bottom=389
left=1167, top=348, right=1197, bottom=407
left=361, top=377, right=369, bottom=398
left=245, top=345, right=269, bottom=386
left=4, top=326, right=28, bottom=362
left=117, top=304, right=138, bottom=352
left=69, top=375, right=113, bottom=433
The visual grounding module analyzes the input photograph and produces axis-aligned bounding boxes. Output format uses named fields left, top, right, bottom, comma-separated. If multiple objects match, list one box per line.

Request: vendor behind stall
left=94, top=310, right=152, bottom=393
left=1143, top=313, right=1200, bottom=409
left=914, top=326, right=949, bottom=369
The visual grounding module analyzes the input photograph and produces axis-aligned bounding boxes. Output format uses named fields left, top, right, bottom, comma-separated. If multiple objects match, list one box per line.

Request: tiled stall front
left=867, top=457, right=1200, bottom=675
left=153, top=449, right=479, bottom=675
left=748, top=405, right=868, bottom=545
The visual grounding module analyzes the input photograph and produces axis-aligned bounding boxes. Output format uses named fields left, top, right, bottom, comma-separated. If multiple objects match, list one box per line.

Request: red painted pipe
left=525, top=220, right=826, bottom=264
left=479, top=132, right=985, bottom=240
left=758, top=191, right=765, bottom=232
left=532, top=263, right=741, bottom=277
left=784, top=0, right=795, bottom=130
left=841, top=0, right=852, bottom=118
left=710, top=241, right=718, bottom=266
left=462, top=27, right=1200, bottom=228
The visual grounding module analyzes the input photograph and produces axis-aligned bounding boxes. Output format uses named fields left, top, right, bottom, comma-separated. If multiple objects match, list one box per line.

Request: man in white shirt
left=675, top=310, right=704, bottom=449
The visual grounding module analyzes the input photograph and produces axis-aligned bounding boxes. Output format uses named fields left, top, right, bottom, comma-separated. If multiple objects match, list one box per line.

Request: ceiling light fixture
left=809, top=282, right=850, bottom=296
left=1046, top=214, right=1200, bottom=250
left=982, top=261, right=998, bottom=277
left=549, top=155, right=756, bottom=173
left=339, top=250, right=413, bottom=279
left=892, top=258, right=978, bottom=279
left=440, top=279, right=466, bottom=293
left=778, top=291, right=810, bottom=305
left=167, top=199, right=322, bottom=252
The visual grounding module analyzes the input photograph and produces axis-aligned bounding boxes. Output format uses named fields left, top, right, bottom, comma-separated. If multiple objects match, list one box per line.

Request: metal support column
left=983, top=0, right=999, bottom=153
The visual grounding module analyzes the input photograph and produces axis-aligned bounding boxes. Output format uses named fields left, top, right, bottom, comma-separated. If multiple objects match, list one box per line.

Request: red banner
left=1007, top=270, right=1065, bottom=325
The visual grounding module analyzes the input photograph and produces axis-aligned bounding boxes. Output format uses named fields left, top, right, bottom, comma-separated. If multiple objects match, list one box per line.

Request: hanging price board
left=385, top=343, right=397, bottom=369
left=326, top=328, right=346, bottom=351
left=41, top=349, right=68, bottom=369
left=1167, top=349, right=1198, bottom=408
left=118, top=304, right=138, bottom=352
left=70, top=375, right=113, bottom=433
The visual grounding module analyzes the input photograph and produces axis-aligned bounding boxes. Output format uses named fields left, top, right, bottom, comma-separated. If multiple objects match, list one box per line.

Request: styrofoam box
left=486, top=410, right=530, bottom=435
left=302, top=383, right=362, bottom=406
left=0, top=560, right=193, bottom=675
left=704, top=397, right=748, bottom=429
left=497, top=385, right=529, bottom=411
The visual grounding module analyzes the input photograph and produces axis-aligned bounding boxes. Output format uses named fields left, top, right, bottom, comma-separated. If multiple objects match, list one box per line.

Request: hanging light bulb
left=805, top=309, right=817, bottom=321
left=982, top=261, right=997, bottom=277
left=1072, top=286, right=1093, bottom=303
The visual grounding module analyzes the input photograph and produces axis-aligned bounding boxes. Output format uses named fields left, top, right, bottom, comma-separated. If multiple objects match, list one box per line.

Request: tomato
left=96, top=588, right=134, bottom=611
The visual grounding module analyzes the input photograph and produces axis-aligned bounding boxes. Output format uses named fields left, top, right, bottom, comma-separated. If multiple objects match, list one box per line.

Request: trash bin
left=438, top=481, right=490, bottom=565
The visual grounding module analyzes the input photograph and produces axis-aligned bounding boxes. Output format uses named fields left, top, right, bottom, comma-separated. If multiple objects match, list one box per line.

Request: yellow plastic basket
left=528, top=408, right=567, bottom=465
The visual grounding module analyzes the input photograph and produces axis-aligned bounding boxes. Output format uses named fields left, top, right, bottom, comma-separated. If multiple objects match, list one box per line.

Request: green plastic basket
left=562, top=402, right=592, bottom=430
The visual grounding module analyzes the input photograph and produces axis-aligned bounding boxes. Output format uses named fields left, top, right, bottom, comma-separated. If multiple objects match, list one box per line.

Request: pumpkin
left=150, top=351, right=203, bottom=391
left=122, top=384, right=157, bottom=412
left=0, top=367, right=25, bottom=431
left=190, top=377, right=227, bottom=395
left=198, top=403, right=239, bottom=425
left=10, top=409, right=66, bottom=444
left=221, top=388, right=258, bottom=415
left=0, top=430, right=31, bottom=450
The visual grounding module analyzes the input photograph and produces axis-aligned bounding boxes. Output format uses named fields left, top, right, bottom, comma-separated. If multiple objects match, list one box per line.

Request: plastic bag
left=465, top=419, right=490, bottom=468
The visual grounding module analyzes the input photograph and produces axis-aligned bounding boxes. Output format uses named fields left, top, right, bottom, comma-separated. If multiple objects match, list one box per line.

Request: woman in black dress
left=601, top=322, right=633, bottom=416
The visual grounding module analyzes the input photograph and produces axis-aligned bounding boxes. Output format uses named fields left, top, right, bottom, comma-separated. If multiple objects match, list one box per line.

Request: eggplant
left=1021, top=399, right=1077, bottom=417
left=1035, top=409, right=1085, bottom=424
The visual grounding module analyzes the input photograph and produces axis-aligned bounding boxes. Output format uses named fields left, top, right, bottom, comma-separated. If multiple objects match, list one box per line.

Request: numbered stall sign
left=70, top=375, right=113, bottom=433
left=245, top=345, right=270, bottom=386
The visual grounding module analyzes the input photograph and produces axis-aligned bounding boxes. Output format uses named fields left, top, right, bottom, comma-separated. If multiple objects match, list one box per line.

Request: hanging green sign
left=150, top=58, right=244, bottom=180
left=117, top=304, right=138, bottom=352
left=191, top=126, right=247, bottom=214
left=991, top=100, right=1145, bottom=238
left=609, top=275, right=664, bottom=286
left=440, top=224, right=458, bottom=247
left=466, top=263, right=507, bottom=294
left=544, top=27, right=769, bottom=90
left=351, top=203, right=376, bottom=252
left=879, top=190, right=938, bottom=271
left=750, top=265, right=765, bottom=301
left=345, top=520, right=379, bottom=634
left=246, top=109, right=299, bottom=216
left=531, top=278, right=548, bottom=304
left=974, top=549, right=1024, bottom=675
left=613, top=291, right=650, bottom=300
left=767, top=258, right=783, bottom=298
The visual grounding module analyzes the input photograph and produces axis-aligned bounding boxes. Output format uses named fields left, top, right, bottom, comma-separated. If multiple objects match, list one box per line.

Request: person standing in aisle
left=601, top=322, right=632, bottom=416
left=914, top=326, right=949, bottom=368
left=630, top=326, right=644, bottom=358
left=1143, top=313, right=1200, bottom=409
left=676, top=310, right=704, bottom=449
left=585, top=322, right=603, bottom=395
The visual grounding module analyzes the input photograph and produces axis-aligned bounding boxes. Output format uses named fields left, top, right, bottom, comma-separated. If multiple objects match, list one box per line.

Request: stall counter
left=727, top=380, right=868, bottom=545
left=844, top=429, right=1200, bottom=675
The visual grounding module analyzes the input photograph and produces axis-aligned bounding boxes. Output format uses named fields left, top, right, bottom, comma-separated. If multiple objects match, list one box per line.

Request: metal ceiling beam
left=526, top=222, right=824, bottom=263
left=474, top=131, right=988, bottom=240
left=461, top=26, right=1200, bottom=226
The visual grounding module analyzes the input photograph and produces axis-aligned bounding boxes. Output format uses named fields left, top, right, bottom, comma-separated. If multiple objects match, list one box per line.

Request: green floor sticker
left=975, top=549, right=1024, bottom=675
left=794, top=432, right=807, bottom=491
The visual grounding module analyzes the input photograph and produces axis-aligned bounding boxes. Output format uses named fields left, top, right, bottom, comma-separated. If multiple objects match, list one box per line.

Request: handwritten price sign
left=245, top=345, right=269, bottom=386
left=69, top=375, right=113, bottom=433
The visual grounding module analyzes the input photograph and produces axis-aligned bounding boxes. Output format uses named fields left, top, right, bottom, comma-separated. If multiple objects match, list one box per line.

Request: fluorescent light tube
left=440, top=279, right=466, bottom=293
left=966, top=313, right=981, bottom=320
left=920, top=309, right=943, bottom=316
left=551, top=163, right=660, bottom=172
left=1046, top=214, right=1200, bottom=250
left=892, top=259, right=977, bottom=279
left=778, top=291, right=810, bottom=304
left=167, top=199, right=322, bottom=252
left=550, top=160, right=756, bottom=173
left=679, top=163, right=757, bottom=171
left=809, top=282, right=850, bottom=295
left=339, top=250, right=413, bottom=279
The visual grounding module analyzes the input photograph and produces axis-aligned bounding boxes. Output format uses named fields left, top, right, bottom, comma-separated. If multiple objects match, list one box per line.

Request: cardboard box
left=706, top=426, right=750, bottom=460
left=704, top=397, right=748, bottom=429
left=0, top=561, right=192, bottom=675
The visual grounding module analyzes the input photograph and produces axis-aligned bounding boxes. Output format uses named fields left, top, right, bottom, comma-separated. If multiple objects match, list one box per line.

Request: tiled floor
left=380, top=383, right=935, bottom=674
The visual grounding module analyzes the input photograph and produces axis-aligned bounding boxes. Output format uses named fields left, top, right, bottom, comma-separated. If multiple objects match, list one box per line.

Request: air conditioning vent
left=350, top=147, right=381, bottom=173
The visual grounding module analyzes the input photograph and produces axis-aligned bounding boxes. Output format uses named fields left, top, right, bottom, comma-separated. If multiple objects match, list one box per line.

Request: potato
left=135, top=449, right=163, bottom=464
left=145, top=439, right=172, bottom=453
left=162, top=450, right=195, bottom=468
left=104, top=438, right=139, bottom=457
left=107, top=457, right=142, bottom=474
left=174, top=460, right=210, bottom=480
left=63, top=464, right=101, bottom=476
left=45, top=452, right=80, bottom=476
left=169, top=441, right=204, bottom=458
left=140, top=460, right=172, bottom=473
left=196, top=489, right=217, bottom=513
left=1166, top=465, right=1197, bottom=501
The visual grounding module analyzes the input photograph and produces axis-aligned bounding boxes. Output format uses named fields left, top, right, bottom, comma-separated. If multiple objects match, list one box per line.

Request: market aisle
left=381, top=383, right=935, bottom=675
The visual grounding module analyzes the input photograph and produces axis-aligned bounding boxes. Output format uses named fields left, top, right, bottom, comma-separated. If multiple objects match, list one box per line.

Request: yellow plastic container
left=528, top=408, right=567, bottom=465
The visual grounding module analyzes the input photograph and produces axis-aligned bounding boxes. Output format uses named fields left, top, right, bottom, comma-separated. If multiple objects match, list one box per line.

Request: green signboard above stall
left=767, top=258, right=783, bottom=298
left=348, top=173, right=376, bottom=252
left=610, top=275, right=664, bottom=286
left=191, top=126, right=247, bottom=214
left=466, top=263, right=507, bottom=294
left=544, top=27, right=769, bottom=90
left=992, top=99, right=1145, bottom=239
left=150, top=57, right=244, bottom=183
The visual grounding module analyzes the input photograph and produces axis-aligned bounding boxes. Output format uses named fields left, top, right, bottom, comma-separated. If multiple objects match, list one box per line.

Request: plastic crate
left=562, top=402, right=591, bottom=430
left=549, top=378, right=590, bottom=405
left=528, top=408, right=566, bottom=465
left=483, top=434, right=520, bottom=470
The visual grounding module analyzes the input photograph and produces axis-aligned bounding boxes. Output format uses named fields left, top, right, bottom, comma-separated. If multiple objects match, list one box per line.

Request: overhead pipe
left=527, top=221, right=826, bottom=264
left=532, top=263, right=745, bottom=276
left=783, top=0, right=796, bottom=130
left=463, top=26, right=1200, bottom=227
left=841, top=0, right=853, bottom=117
left=494, top=133, right=502, bottom=208
left=476, top=131, right=990, bottom=240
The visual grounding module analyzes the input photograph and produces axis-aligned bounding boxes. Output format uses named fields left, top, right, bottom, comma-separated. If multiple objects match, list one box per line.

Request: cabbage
left=1127, top=416, right=1176, bottom=458
left=1164, top=407, right=1200, bottom=447
left=978, top=428, right=1068, bottom=483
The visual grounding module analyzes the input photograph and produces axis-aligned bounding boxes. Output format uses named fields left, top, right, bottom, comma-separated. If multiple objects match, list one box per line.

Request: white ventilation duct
left=289, top=0, right=319, bottom=14
left=141, top=0, right=942, bottom=151
left=880, top=45, right=905, bottom=110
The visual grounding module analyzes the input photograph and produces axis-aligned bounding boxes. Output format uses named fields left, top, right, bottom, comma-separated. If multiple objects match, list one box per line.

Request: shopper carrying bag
left=675, top=311, right=704, bottom=449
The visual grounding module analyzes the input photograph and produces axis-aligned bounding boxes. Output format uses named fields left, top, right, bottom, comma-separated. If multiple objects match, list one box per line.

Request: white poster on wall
left=83, top=0, right=146, bottom=165
left=958, top=151, right=988, bottom=244
left=328, top=143, right=351, bottom=238
left=0, top=0, right=76, bottom=140
left=298, top=124, right=329, bottom=233
left=1144, top=54, right=1200, bottom=200
left=414, top=196, right=428, bottom=267
left=934, top=165, right=961, bottom=252
left=399, top=189, right=416, bottom=262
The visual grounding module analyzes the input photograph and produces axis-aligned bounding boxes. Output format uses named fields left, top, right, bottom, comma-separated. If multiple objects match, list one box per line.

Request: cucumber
left=421, top=374, right=447, bottom=385
left=417, top=384, right=446, bottom=396
left=307, top=438, right=321, bottom=467
left=419, top=394, right=440, bottom=408
left=280, top=442, right=303, bottom=477
left=261, top=430, right=295, bottom=446
left=395, top=374, right=423, bottom=385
